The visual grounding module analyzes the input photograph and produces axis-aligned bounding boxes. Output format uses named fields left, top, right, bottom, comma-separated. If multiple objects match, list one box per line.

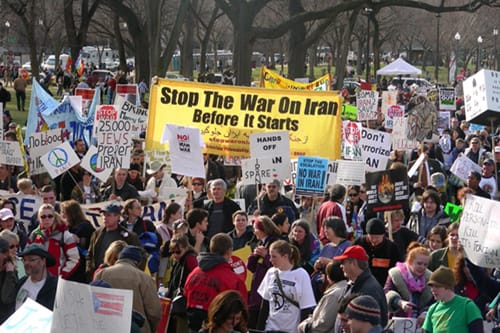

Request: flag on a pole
left=76, top=52, right=84, bottom=76
left=65, top=54, right=73, bottom=73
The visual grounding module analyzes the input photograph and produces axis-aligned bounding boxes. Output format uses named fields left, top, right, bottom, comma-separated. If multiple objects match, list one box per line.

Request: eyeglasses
left=21, top=257, right=41, bottom=263
left=40, top=214, right=54, bottom=219
left=9, top=244, right=18, bottom=249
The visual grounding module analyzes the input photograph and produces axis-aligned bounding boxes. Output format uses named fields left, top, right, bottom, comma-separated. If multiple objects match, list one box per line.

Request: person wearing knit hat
left=353, top=217, right=401, bottom=286
left=94, top=245, right=162, bottom=333
left=345, top=295, right=382, bottom=333
left=422, top=266, right=483, bottom=333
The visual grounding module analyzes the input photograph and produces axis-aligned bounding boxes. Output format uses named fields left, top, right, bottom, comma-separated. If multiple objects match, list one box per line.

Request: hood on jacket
left=197, top=252, right=227, bottom=271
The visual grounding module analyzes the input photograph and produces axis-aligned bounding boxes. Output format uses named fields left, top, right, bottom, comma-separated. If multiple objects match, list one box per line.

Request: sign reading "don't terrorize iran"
left=146, top=79, right=343, bottom=160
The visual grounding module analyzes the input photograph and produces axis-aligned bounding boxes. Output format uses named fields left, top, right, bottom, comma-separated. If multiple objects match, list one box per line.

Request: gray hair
left=210, top=178, right=227, bottom=192
left=0, top=229, right=19, bottom=243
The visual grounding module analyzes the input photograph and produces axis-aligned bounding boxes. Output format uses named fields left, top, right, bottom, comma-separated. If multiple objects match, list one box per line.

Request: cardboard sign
left=0, top=141, right=24, bottom=167
left=51, top=278, right=133, bottom=333
left=450, top=155, right=482, bottom=181
left=335, top=160, right=366, bottom=186
left=459, top=194, right=500, bottom=268
left=438, top=88, right=456, bottom=111
left=80, top=145, right=113, bottom=183
left=366, top=168, right=409, bottom=213
left=437, top=111, right=451, bottom=135
left=392, top=117, right=419, bottom=151
left=386, top=317, right=418, bottom=333
left=381, top=91, right=398, bottom=118
left=94, top=105, right=131, bottom=170
left=40, top=141, right=81, bottom=179
left=341, top=104, right=357, bottom=120
left=406, top=99, right=439, bottom=141
left=295, top=156, right=328, bottom=195
left=463, top=69, right=500, bottom=125
left=74, top=88, right=96, bottom=117
left=162, top=124, right=205, bottom=178
left=115, top=94, right=148, bottom=138
left=240, top=157, right=276, bottom=185
left=356, top=90, right=379, bottom=121
left=360, top=127, right=392, bottom=172
left=341, top=121, right=363, bottom=160
left=385, top=104, right=405, bottom=129
left=28, top=129, right=65, bottom=175
left=250, top=131, right=291, bottom=181
left=116, top=83, right=139, bottom=105
left=0, top=298, right=52, bottom=333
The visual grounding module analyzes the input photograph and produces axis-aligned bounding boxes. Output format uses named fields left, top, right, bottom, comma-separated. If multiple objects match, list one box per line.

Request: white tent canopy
left=376, top=57, right=422, bottom=76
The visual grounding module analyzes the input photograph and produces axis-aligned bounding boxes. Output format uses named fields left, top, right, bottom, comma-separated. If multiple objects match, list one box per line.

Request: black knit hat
left=345, top=295, right=381, bottom=325
left=366, top=218, right=386, bottom=235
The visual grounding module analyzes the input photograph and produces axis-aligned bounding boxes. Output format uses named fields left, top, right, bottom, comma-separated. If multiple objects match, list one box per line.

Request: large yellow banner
left=146, top=79, right=342, bottom=159
left=259, top=66, right=332, bottom=91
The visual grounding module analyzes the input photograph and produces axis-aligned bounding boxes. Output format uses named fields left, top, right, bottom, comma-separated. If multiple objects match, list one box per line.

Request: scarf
left=396, top=262, right=426, bottom=293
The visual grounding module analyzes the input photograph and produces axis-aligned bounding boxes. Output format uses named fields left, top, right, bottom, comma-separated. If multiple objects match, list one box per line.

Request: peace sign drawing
left=47, top=148, right=68, bottom=168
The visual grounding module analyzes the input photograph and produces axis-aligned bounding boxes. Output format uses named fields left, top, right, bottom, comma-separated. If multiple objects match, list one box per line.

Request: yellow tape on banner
left=259, top=66, right=332, bottom=91
left=146, top=79, right=342, bottom=160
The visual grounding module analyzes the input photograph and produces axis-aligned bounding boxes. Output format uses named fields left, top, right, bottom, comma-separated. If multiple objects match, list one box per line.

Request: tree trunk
left=232, top=7, right=254, bottom=86
left=146, top=0, right=161, bottom=76
left=287, top=0, right=306, bottom=80
left=180, top=4, right=194, bottom=79
left=372, top=16, right=380, bottom=80
left=334, top=10, right=359, bottom=90
left=113, top=13, right=128, bottom=73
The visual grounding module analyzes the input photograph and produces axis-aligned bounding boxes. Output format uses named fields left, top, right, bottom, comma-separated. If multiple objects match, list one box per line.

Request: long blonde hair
left=37, top=204, right=63, bottom=230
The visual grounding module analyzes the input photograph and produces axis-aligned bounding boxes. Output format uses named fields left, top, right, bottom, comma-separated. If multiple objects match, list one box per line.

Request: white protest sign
left=250, top=131, right=291, bottom=180
left=80, top=145, right=113, bottom=183
left=28, top=129, right=65, bottom=175
left=145, top=150, right=172, bottom=176
left=163, top=124, right=205, bottom=178
left=0, top=141, right=24, bottom=166
left=385, top=105, right=405, bottom=129
left=459, top=194, right=500, bottom=268
left=450, top=155, right=482, bottom=181
left=116, top=83, right=139, bottom=105
left=0, top=193, right=42, bottom=229
left=115, top=94, right=148, bottom=138
left=392, top=117, right=419, bottom=151
left=381, top=91, right=398, bottom=119
left=437, top=111, right=451, bottom=135
left=335, top=160, right=366, bottom=186
left=438, top=88, right=456, bottom=111
left=94, top=105, right=131, bottom=170
left=241, top=157, right=276, bottom=185
left=407, top=153, right=426, bottom=178
left=386, top=317, right=419, bottom=333
left=342, top=121, right=363, bottom=160
left=360, top=127, right=392, bottom=171
left=40, top=141, right=81, bottom=179
left=51, top=278, right=133, bottom=333
left=463, top=69, right=500, bottom=125
left=0, top=298, right=52, bottom=333
left=356, top=90, right=379, bottom=121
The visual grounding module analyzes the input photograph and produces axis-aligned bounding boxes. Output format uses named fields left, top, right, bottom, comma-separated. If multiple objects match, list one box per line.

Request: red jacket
left=184, top=253, right=247, bottom=311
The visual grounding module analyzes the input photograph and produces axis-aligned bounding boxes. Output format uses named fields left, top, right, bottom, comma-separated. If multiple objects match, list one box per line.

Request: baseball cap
left=334, top=245, right=368, bottom=261
left=101, top=203, right=122, bottom=214
left=483, top=158, right=495, bottom=166
left=0, top=208, right=15, bottom=221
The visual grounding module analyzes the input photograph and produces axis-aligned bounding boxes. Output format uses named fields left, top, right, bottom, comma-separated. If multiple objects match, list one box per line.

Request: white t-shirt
left=16, top=277, right=46, bottom=309
left=480, top=175, right=497, bottom=199
left=257, top=266, right=316, bottom=333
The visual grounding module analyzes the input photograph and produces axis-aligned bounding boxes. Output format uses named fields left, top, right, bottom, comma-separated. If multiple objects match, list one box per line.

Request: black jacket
left=204, top=198, right=240, bottom=239
left=351, top=269, right=389, bottom=328
left=16, top=273, right=58, bottom=310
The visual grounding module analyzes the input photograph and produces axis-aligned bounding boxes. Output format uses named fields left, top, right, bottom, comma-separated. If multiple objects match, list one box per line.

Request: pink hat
left=0, top=208, right=15, bottom=221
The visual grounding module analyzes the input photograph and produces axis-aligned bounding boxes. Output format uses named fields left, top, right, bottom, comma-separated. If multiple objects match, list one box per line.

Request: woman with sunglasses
left=28, top=204, right=80, bottom=279
left=166, top=235, right=198, bottom=332
left=0, top=229, right=24, bottom=278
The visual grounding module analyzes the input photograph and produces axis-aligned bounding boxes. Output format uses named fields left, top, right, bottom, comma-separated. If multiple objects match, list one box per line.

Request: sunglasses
left=40, top=214, right=54, bottom=219
left=170, top=249, right=182, bottom=255
left=349, top=193, right=358, bottom=197
left=9, top=244, right=18, bottom=249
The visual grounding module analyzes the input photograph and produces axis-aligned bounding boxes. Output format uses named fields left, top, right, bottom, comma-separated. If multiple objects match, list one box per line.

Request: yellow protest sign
left=146, top=79, right=342, bottom=160
left=259, top=66, right=332, bottom=91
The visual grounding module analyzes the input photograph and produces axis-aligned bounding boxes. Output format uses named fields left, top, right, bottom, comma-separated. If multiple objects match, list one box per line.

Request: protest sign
left=295, top=156, right=328, bottom=196
left=459, top=194, right=500, bottom=268
left=437, top=111, right=451, bottom=134
left=366, top=168, right=409, bottom=213
left=259, top=67, right=331, bottom=91
left=51, top=278, right=133, bottom=333
left=438, top=88, right=456, bottom=111
left=0, top=193, right=42, bottom=229
left=80, top=145, right=113, bottom=183
left=28, top=129, right=66, bottom=176
left=240, top=157, right=276, bottom=185
left=292, top=159, right=338, bottom=186
left=463, top=69, right=500, bottom=125
left=116, top=83, right=139, bottom=105
left=341, top=104, right=357, bottom=120
left=356, top=90, right=379, bottom=121
left=145, top=149, right=172, bottom=176
left=386, top=317, right=418, bottom=333
left=146, top=78, right=342, bottom=159
left=391, top=117, right=419, bottom=151
left=335, top=160, right=366, bottom=186
left=94, top=105, right=131, bottom=170
left=381, top=91, right=398, bottom=118
left=74, top=88, right=96, bottom=117
left=161, top=124, right=205, bottom=178
left=115, top=94, right=148, bottom=138
left=40, top=141, right=81, bottom=179
left=342, top=121, right=363, bottom=160
left=0, top=298, right=52, bottom=333
left=384, top=105, right=404, bottom=129
left=157, top=297, right=172, bottom=333
left=450, top=155, right=481, bottom=181
left=250, top=131, right=291, bottom=180
left=0, top=141, right=24, bottom=167
left=469, top=123, right=484, bottom=132
left=406, top=99, right=439, bottom=141
left=360, top=127, right=392, bottom=171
